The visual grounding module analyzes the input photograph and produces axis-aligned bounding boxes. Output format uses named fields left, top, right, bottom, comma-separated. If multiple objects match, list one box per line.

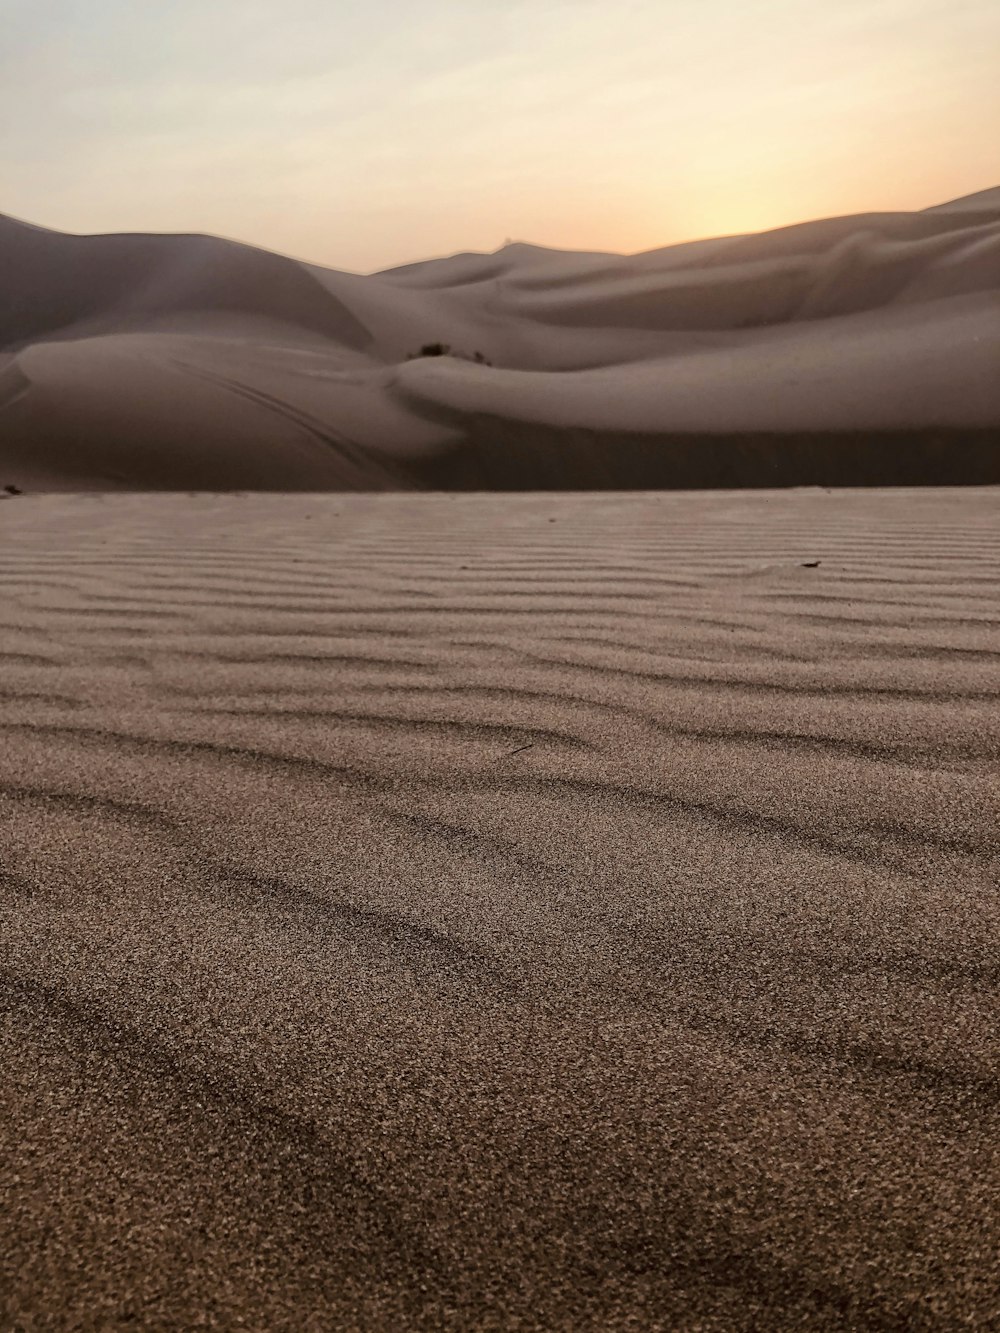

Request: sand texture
left=1, top=488, right=998, bottom=1329
left=2, top=189, right=999, bottom=490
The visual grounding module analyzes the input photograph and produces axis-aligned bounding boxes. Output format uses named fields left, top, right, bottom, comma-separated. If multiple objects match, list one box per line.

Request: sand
left=1, top=487, right=998, bottom=1329
left=2, top=189, right=999, bottom=490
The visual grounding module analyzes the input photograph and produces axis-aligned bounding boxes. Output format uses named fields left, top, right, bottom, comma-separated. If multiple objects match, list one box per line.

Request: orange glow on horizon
left=4, top=0, right=997, bottom=271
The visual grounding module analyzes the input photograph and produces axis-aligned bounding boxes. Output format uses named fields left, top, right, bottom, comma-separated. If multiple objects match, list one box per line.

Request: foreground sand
left=1, top=489, right=998, bottom=1330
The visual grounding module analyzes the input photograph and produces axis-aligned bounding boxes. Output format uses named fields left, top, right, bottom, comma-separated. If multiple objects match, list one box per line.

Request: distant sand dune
left=1, top=192, right=998, bottom=489
left=1, top=489, right=998, bottom=1328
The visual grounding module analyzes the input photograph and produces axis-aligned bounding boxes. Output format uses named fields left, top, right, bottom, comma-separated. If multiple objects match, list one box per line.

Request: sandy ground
left=1, top=488, right=998, bottom=1330
left=3, top=188, right=999, bottom=489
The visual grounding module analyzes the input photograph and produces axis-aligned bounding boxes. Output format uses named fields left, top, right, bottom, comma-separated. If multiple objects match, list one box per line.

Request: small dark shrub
left=406, top=344, right=492, bottom=366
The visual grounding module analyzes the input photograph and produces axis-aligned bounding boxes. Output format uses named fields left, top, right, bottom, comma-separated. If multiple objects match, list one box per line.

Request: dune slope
left=1, top=193, right=999, bottom=489
left=1, top=488, right=998, bottom=1328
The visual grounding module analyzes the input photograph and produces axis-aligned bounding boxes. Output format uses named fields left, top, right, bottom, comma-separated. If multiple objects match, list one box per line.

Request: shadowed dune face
left=0, top=217, right=373, bottom=349
left=1, top=193, right=999, bottom=490
left=0, top=489, right=998, bottom=1328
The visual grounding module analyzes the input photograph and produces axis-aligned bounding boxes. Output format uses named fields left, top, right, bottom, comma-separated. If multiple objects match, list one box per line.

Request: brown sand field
left=1, top=488, right=998, bottom=1329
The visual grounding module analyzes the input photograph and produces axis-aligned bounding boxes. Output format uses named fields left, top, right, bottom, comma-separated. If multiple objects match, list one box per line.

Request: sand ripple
left=1, top=489, right=998, bottom=1329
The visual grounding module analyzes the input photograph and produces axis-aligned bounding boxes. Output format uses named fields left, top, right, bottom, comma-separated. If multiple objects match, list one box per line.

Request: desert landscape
left=5, top=0, right=1000, bottom=1318
left=1, top=487, right=998, bottom=1328
left=2, top=185, right=999, bottom=492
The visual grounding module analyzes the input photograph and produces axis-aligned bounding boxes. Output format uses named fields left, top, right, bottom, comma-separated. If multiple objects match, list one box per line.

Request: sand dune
left=2, top=192, right=998, bottom=489
left=1, top=488, right=998, bottom=1328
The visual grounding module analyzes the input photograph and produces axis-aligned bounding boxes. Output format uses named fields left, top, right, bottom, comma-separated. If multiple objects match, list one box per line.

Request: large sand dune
left=2, top=191, right=998, bottom=489
left=1, top=489, right=998, bottom=1328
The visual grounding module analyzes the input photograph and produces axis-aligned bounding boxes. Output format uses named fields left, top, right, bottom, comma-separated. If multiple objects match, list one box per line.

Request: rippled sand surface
left=1, top=489, right=998, bottom=1330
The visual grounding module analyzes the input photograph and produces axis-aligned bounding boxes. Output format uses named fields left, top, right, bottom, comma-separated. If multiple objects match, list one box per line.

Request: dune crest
left=1, top=192, right=998, bottom=490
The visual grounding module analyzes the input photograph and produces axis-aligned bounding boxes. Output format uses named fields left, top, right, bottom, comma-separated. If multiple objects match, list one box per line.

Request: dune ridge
left=1, top=488, right=998, bottom=1328
left=1, top=191, right=998, bottom=490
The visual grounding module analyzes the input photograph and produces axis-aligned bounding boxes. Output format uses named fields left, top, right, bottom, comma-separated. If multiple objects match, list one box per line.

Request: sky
left=3, top=0, right=998, bottom=272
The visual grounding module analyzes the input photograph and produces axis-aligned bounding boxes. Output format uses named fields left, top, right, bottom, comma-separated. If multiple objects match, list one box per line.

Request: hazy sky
left=4, top=0, right=998, bottom=271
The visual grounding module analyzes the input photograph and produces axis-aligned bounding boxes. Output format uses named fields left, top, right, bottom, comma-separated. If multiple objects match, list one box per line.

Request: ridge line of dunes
left=1, top=188, right=998, bottom=490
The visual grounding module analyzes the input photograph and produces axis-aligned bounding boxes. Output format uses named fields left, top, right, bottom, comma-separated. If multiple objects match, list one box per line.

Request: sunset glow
left=4, top=0, right=999, bottom=270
